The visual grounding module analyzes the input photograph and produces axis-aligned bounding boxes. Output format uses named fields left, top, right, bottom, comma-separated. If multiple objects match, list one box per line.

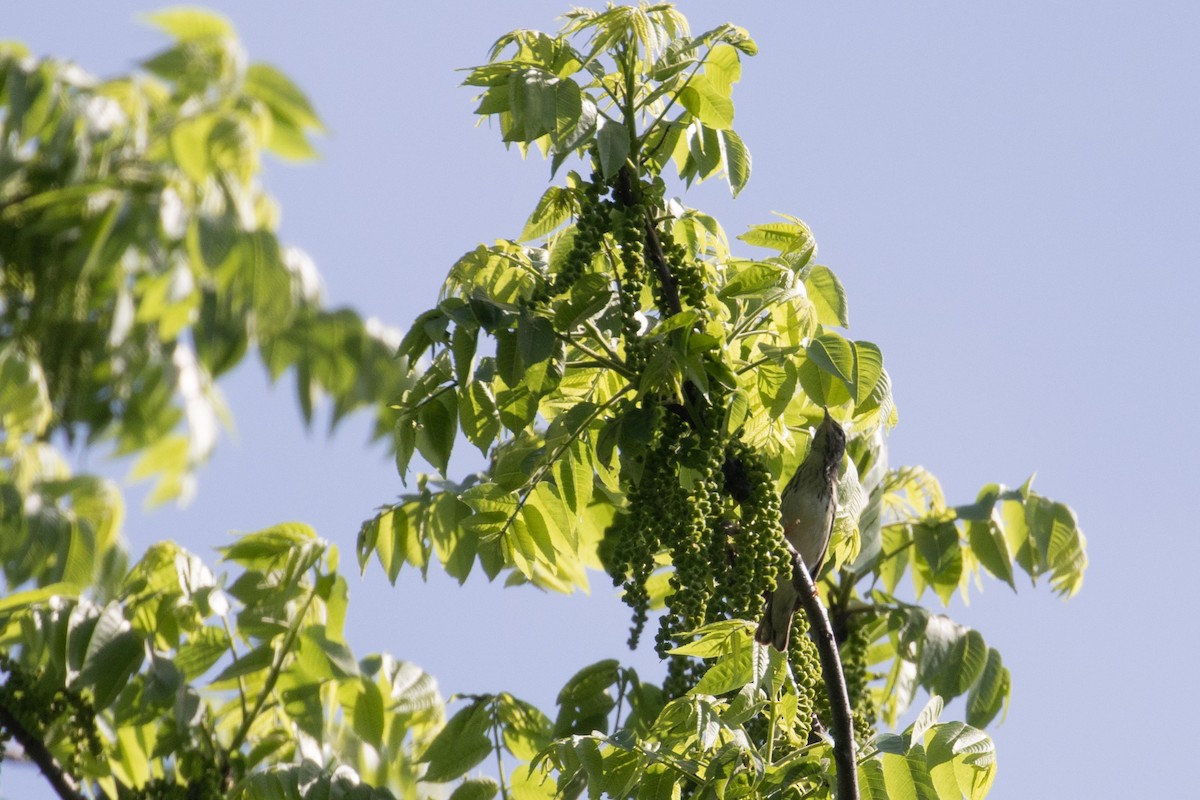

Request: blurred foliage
left=0, top=8, right=407, bottom=509
left=0, top=7, right=425, bottom=799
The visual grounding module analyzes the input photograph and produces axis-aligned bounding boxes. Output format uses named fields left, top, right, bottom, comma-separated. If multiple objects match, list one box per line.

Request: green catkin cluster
left=599, top=174, right=807, bottom=699
left=787, top=612, right=822, bottom=742
left=842, top=615, right=879, bottom=747
left=609, top=406, right=686, bottom=649
left=609, top=415, right=800, bottom=696
left=724, top=440, right=794, bottom=621
left=660, top=237, right=707, bottom=310
left=531, top=164, right=611, bottom=304
left=0, top=651, right=101, bottom=772
left=613, top=202, right=649, bottom=370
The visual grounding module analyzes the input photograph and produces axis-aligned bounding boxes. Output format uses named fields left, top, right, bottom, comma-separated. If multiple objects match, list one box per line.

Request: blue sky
left=5, top=2, right=1198, bottom=797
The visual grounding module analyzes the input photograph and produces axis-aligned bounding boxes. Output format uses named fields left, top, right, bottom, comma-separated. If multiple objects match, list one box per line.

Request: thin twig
left=558, top=331, right=634, bottom=379
left=490, top=701, right=511, bottom=800
left=220, top=615, right=250, bottom=722
left=227, top=587, right=319, bottom=754
left=0, top=700, right=95, bottom=800
left=495, top=384, right=634, bottom=541
left=583, top=319, right=626, bottom=365
left=851, top=534, right=917, bottom=585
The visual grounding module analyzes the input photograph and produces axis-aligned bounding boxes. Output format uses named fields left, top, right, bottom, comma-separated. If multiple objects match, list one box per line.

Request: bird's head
left=812, top=408, right=847, bottom=468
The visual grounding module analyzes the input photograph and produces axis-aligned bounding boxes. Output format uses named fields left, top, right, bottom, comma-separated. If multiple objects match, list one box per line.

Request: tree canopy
left=0, top=5, right=1086, bottom=800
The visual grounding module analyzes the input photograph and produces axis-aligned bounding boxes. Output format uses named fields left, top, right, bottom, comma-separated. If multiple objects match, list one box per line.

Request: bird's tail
left=755, top=581, right=798, bottom=651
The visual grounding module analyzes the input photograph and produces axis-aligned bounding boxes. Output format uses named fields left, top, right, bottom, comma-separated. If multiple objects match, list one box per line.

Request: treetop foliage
left=0, top=4, right=1086, bottom=800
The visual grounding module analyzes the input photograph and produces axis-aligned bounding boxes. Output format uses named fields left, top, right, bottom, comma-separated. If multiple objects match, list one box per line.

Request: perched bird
left=756, top=409, right=847, bottom=650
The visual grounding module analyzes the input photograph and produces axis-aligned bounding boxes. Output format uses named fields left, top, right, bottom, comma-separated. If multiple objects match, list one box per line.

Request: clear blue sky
left=5, top=2, right=1198, bottom=797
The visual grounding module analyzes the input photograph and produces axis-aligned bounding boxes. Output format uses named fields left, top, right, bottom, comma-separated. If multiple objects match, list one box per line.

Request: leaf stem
left=220, top=615, right=250, bottom=722
left=490, top=701, right=511, bottom=800
left=496, top=383, right=633, bottom=541
left=226, top=584, right=319, bottom=755
left=850, top=533, right=916, bottom=586
left=639, top=45, right=714, bottom=167
left=583, top=319, right=626, bottom=365
left=559, top=331, right=634, bottom=379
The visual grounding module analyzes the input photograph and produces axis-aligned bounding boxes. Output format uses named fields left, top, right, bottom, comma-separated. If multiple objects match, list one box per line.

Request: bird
left=755, top=409, right=846, bottom=651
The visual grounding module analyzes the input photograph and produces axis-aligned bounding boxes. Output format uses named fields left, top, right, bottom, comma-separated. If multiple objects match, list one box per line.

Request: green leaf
left=910, top=695, right=944, bottom=745
left=804, top=265, right=849, bottom=327
left=450, top=778, right=500, bottom=800
left=552, top=440, right=594, bottom=517
left=552, top=78, right=584, bottom=143
left=722, top=391, right=750, bottom=437
left=719, top=261, right=788, bottom=299
left=244, top=62, right=323, bottom=132
left=211, top=642, right=274, bottom=684
left=859, top=758, right=890, bottom=800
left=684, top=123, right=722, bottom=181
left=691, top=647, right=754, bottom=696
left=416, top=390, right=458, bottom=475
left=912, top=519, right=962, bottom=604
left=597, top=119, right=630, bottom=178
left=521, top=186, right=578, bottom=243
left=925, top=722, right=997, bottom=800
left=555, top=273, right=611, bottom=329
left=636, top=768, right=679, bottom=800
left=557, top=660, right=619, bottom=707
left=737, top=214, right=816, bottom=261
left=668, top=620, right=748, bottom=658
left=0, top=346, right=52, bottom=437
left=174, top=626, right=230, bottom=679
left=852, top=340, right=885, bottom=407
left=704, top=43, right=742, bottom=91
left=432, top=495, right=477, bottom=583
left=0, top=583, right=81, bottom=622
left=350, top=676, right=386, bottom=748
left=518, top=314, right=558, bottom=369
left=497, top=693, right=552, bottom=761
left=802, top=332, right=856, bottom=404
left=143, top=8, right=233, bottom=40
left=966, top=648, right=1009, bottom=729
left=261, top=116, right=318, bottom=161
left=78, top=602, right=145, bottom=710
left=678, top=80, right=734, bottom=130
left=936, top=628, right=987, bottom=700
left=169, top=115, right=215, bottom=183
left=966, top=515, right=1015, bottom=590
left=495, top=383, right=538, bottom=433
left=460, top=382, right=501, bottom=455
left=421, top=700, right=494, bottom=783
left=718, top=129, right=750, bottom=196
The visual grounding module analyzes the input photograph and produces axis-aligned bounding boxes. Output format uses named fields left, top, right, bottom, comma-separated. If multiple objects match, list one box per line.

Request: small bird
left=756, top=409, right=847, bottom=651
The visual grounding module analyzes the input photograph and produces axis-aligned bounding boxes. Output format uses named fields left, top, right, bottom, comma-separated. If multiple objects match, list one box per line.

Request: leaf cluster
left=0, top=9, right=407, bottom=506
left=0, top=525, right=443, bottom=799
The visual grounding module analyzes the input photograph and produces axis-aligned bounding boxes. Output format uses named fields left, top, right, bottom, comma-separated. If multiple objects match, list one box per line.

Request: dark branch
left=0, top=699, right=92, bottom=800
left=640, top=211, right=683, bottom=317
left=791, top=550, right=859, bottom=800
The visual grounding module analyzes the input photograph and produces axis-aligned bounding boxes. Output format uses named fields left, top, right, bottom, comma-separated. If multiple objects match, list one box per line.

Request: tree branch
left=791, top=550, right=859, bottom=800
left=0, top=699, right=92, bottom=800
